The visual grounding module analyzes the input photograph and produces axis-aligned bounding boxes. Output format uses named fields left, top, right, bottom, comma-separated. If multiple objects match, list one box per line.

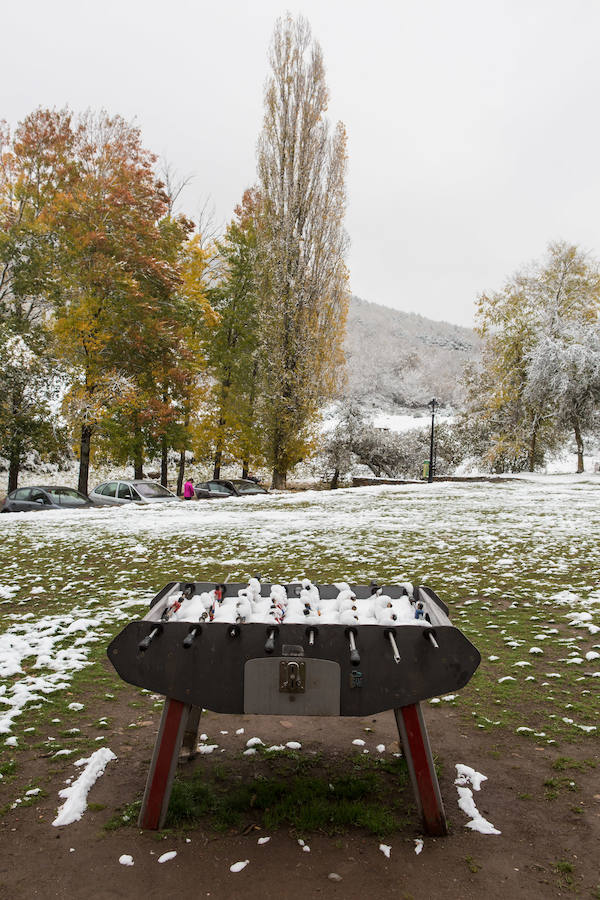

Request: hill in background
left=343, top=295, right=480, bottom=411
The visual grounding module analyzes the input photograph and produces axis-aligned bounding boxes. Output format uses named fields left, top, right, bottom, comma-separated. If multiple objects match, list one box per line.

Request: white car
left=89, top=480, right=180, bottom=506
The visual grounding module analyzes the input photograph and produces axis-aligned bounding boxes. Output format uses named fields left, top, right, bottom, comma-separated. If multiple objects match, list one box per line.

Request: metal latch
left=279, top=659, right=305, bottom=693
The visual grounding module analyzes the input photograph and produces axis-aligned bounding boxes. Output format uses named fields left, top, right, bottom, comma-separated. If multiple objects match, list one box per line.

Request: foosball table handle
left=138, top=624, right=163, bottom=652
left=182, top=624, right=202, bottom=649
left=264, top=626, right=279, bottom=654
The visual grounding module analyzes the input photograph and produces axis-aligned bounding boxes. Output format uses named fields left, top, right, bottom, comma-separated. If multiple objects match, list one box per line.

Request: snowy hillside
left=344, top=296, right=480, bottom=410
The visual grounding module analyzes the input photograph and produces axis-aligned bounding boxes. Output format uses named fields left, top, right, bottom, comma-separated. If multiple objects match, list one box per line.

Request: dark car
left=194, top=479, right=269, bottom=499
left=1, top=485, right=93, bottom=513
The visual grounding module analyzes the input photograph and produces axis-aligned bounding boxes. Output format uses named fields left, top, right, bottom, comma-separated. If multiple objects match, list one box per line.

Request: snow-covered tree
left=257, top=15, right=349, bottom=488
left=467, top=241, right=600, bottom=472
left=0, top=330, right=64, bottom=490
left=525, top=320, right=600, bottom=472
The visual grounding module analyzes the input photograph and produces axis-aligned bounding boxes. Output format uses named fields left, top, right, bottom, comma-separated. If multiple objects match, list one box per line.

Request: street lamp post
left=428, top=398, right=436, bottom=483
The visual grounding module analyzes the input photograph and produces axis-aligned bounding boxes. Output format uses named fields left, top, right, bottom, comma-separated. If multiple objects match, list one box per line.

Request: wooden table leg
left=181, top=705, right=202, bottom=760
left=138, top=697, right=191, bottom=830
left=394, top=702, right=448, bottom=836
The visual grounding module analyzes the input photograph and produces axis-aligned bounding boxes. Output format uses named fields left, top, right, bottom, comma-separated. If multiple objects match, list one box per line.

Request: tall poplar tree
left=257, top=15, right=349, bottom=488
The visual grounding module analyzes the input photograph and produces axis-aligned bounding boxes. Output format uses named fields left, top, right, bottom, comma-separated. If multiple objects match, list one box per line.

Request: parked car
left=1, top=485, right=93, bottom=513
left=89, top=480, right=180, bottom=506
left=194, top=479, right=269, bottom=499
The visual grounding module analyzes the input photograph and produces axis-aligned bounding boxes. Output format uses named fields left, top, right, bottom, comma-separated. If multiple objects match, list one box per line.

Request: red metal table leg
left=394, top=702, right=448, bottom=836
left=138, top=697, right=192, bottom=830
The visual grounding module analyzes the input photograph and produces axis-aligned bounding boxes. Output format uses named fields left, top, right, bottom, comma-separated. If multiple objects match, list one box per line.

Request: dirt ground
left=1, top=679, right=598, bottom=900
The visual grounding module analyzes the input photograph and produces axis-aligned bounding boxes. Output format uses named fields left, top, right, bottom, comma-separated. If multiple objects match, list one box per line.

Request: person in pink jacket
left=183, top=478, right=195, bottom=500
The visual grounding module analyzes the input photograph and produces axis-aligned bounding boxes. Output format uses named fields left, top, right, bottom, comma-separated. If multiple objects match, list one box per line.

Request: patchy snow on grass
left=1, top=477, right=598, bottom=747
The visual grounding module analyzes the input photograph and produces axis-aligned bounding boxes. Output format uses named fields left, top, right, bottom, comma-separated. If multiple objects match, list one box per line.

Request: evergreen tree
left=200, top=189, right=262, bottom=478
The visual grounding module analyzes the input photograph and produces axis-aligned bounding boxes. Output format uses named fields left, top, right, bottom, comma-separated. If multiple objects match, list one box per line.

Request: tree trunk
left=271, top=425, right=287, bottom=489
left=242, top=460, right=249, bottom=479
left=528, top=424, right=537, bottom=473
left=160, top=436, right=168, bottom=487
left=177, top=450, right=186, bottom=496
left=330, top=468, right=339, bottom=490
left=8, top=442, right=20, bottom=493
left=272, top=468, right=286, bottom=489
left=574, top=421, right=584, bottom=473
left=133, top=423, right=144, bottom=479
left=78, top=424, right=93, bottom=495
left=213, top=449, right=222, bottom=480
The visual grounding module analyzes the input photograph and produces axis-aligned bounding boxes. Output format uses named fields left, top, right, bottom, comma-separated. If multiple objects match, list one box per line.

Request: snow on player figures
left=257, top=15, right=349, bottom=490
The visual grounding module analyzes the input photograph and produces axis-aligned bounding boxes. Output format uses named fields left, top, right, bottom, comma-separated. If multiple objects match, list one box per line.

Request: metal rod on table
left=346, top=628, right=360, bottom=666
left=386, top=630, right=401, bottom=663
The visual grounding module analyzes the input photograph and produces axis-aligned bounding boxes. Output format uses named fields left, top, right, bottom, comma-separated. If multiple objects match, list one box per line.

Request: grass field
left=1, top=476, right=599, bottom=813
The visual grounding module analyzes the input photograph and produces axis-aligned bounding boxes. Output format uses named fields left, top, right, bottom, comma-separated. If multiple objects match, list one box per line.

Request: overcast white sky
left=3, top=0, right=600, bottom=327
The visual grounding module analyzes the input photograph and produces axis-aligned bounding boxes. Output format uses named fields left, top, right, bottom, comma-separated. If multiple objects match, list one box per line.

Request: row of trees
left=0, top=107, right=214, bottom=494
left=0, top=15, right=349, bottom=493
left=465, top=241, right=600, bottom=472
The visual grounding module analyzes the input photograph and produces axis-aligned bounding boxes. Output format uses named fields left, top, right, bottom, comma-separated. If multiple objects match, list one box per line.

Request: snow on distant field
left=371, top=412, right=454, bottom=432
left=319, top=405, right=454, bottom=435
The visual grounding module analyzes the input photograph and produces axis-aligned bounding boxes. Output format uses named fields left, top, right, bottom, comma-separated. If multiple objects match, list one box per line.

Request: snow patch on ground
left=454, top=764, right=501, bottom=835
left=52, top=748, right=117, bottom=827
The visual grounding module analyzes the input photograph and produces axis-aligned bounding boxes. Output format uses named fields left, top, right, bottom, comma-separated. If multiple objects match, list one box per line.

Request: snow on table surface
left=0, top=478, right=599, bottom=736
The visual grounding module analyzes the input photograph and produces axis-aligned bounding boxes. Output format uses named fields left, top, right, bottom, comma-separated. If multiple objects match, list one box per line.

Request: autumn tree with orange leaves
left=46, top=111, right=202, bottom=493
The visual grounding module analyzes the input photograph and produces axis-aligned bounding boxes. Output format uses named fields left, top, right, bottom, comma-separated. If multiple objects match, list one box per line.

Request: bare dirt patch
left=1, top=678, right=598, bottom=900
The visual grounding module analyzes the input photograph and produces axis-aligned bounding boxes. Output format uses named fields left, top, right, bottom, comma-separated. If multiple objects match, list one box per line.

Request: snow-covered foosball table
left=107, top=578, right=481, bottom=835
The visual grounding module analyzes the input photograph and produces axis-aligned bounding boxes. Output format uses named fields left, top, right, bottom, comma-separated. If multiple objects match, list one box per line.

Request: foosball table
left=107, top=579, right=481, bottom=835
